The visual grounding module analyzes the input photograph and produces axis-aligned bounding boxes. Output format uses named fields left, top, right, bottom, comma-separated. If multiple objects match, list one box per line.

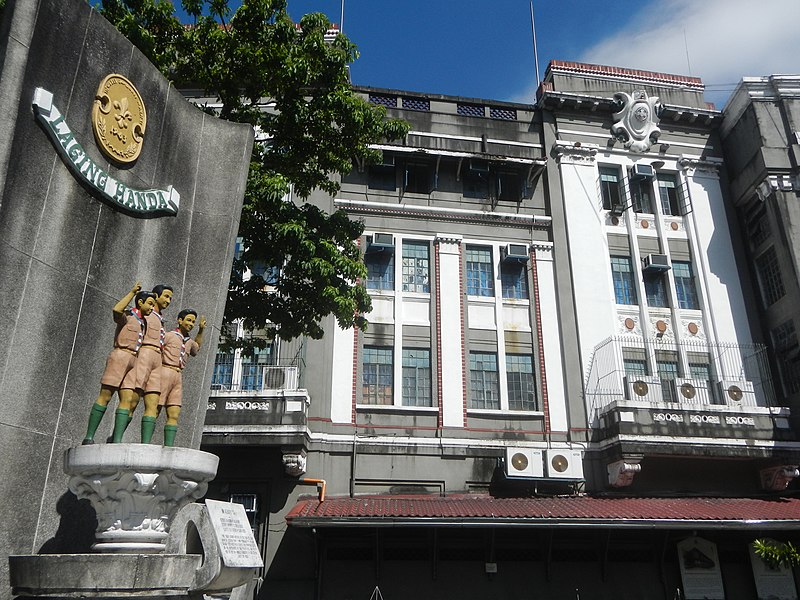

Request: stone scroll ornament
left=610, top=90, right=664, bottom=153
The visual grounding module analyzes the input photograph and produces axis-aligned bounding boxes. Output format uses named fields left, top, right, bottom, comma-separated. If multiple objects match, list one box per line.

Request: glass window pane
left=362, top=346, right=394, bottom=405
left=212, top=352, right=234, bottom=389
left=365, top=247, right=395, bottom=291
left=611, top=256, right=638, bottom=305
left=469, top=352, right=499, bottom=409
left=501, top=261, right=528, bottom=299
left=673, top=261, right=699, bottom=309
left=657, top=173, right=680, bottom=216
left=466, top=246, right=494, bottom=297
left=644, top=275, right=668, bottom=308
left=402, top=241, right=430, bottom=293
left=599, top=166, right=621, bottom=211
left=506, top=354, right=537, bottom=411
left=402, top=348, right=431, bottom=406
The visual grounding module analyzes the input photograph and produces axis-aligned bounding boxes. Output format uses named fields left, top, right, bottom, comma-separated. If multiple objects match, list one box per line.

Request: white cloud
left=579, top=0, right=800, bottom=107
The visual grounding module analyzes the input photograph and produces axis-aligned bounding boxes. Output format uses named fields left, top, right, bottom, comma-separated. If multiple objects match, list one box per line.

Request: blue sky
left=184, top=0, right=800, bottom=109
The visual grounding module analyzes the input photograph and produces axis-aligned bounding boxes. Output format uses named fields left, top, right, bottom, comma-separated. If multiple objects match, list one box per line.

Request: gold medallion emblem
left=92, top=74, right=146, bottom=163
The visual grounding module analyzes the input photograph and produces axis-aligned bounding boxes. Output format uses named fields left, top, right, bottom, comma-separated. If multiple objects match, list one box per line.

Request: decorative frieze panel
left=678, top=156, right=722, bottom=177
left=552, top=141, right=598, bottom=165
left=756, top=174, right=800, bottom=201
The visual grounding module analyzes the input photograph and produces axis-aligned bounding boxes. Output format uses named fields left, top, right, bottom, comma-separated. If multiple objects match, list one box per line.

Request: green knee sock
left=164, top=425, right=178, bottom=447
left=123, top=411, right=133, bottom=433
left=112, top=409, right=129, bottom=443
left=141, top=416, right=157, bottom=444
left=83, top=403, right=107, bottom=442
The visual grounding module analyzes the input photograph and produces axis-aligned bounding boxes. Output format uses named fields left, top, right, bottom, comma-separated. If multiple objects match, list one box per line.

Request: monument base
left=9, top=554, right=202, bottom=598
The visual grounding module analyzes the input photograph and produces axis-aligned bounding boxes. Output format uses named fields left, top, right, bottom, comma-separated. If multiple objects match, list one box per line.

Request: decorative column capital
left=756, top=174, right=800, bottom=201
left=552, top=141, right=599, bottom=165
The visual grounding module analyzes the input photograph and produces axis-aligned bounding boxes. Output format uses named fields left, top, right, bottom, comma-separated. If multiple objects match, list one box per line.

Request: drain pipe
left=301, top=478, right=327, bottom=503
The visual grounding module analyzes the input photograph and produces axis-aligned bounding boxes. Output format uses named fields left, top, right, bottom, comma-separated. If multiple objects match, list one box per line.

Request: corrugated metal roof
left=286, top=494, right=800, bottom=530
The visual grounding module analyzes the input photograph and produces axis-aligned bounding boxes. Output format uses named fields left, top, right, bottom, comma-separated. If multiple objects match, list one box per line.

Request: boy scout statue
left=129, top=284, right=173, bottom=443
left=82, top=283, right=156, bottom=444
left=145, top=309, right=206, bottom=446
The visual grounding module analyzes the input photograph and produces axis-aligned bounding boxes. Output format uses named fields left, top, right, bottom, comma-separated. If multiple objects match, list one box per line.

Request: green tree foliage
left=753, top=539, right=800, bottom=569
left=100, top=0, right=408, bottom=347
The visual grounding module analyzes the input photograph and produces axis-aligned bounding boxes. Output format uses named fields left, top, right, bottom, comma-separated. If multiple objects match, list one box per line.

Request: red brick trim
left=530, top=248, right=550, bottom=435
left=548, top=60, right=704, bottom=89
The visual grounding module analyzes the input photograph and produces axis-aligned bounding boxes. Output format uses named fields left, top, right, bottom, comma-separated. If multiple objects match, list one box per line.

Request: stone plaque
left=205, top=499, right=263, bottom=568
left=678, top=536, right=725, bottom=600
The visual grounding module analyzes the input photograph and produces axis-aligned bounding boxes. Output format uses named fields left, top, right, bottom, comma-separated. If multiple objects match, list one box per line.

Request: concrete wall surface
left=0, top=0, right=253, bottom=592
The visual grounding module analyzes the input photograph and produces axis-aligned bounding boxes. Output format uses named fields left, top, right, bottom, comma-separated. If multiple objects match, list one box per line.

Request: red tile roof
left=547, top=60, right=704, bottom=89
left=286, top=494, right=800, bottom=530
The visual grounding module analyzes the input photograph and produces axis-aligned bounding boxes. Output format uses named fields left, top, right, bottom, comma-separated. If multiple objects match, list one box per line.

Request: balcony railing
left=584, top=336, right=776, bottom=420
left=211, top=364, right=300, bottom=395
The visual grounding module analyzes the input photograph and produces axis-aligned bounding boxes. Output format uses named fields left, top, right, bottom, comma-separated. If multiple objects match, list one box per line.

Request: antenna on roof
left=530, top=1, right=541, bottom=90
left=340, top=0, right=345, bottom=35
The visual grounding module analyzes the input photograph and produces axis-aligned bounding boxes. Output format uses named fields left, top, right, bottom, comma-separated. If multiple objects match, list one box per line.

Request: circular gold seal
left=92, top=74, right=146, bottom=163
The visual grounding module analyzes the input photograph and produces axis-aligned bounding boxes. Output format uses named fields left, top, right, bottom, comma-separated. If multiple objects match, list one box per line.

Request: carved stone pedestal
left=64, top=444, right=219, bottom=553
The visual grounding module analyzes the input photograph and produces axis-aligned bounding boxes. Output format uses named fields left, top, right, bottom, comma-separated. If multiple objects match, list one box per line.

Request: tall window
left=657, top=360, right=679, bottom=402
left=673, top=261, right=699, bottom=309
left=501, top=261, right=528, bottom=299
left=611, top=256, right=638, bottom=305
left=365, top=249, right=394, bottom=291
left=630, top=178, right=653, bottom=213
left=469, top=352, right=499, bottom=409
left=241, top=347, right=270, bottom=391
left=644, top=274, right=668, bottom=308
left=466, top=246, right=494, bottom=297
left=657, top=173, right=681, bottom=216
left=402, top=348, right=431, bottom=406
left=599, top=166, right=622, bottom=211
left=212, top=352, right=234, bottom=389
left=755, top=246, right=786, bottom=307
left=362, top=346, right=393, bottom=405
left=402, top=241, right=430, bottom=293
left=506, top=354, right=537, bottom=411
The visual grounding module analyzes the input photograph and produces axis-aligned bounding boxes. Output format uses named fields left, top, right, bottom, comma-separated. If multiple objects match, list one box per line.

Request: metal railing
left=585, top=336, right=775, bottom=421
left=211, top=364, right=300, bottom=394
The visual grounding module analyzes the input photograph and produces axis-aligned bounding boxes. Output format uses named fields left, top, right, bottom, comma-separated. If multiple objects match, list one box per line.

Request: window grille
left=457, top=103, right=485, bottom=117
left=466, top=246, right=494, bottom=297
left=506, top=354, right=536, bottom=411
left=363, top=346, right=393, bottom=404
left=402, top=348, right=431, bottom=406
left=489, top=107, right=516, bottom=120
left=469, top=352, right=499, bottom=409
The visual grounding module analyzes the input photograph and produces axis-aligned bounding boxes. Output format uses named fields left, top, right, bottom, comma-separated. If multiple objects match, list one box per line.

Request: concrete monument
left=0, top=0, right=255, bottom=596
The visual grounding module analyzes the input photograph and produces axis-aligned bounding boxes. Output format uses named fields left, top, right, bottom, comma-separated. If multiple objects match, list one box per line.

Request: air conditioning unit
left=545, top=449, right=584, bottom=480
left=625, top=376, right=663, bottom=402
left=502, top=243, right=530, bottom=262
left=368, top=233, right=395, bottom=252
left=673, top=378, right=711, bottom=405
left=631, top=163, right=655, bottom=179
left=717, top=379, right=756, bottom=407
left=504, top=447, right=544, bottom=478
left=642, top=254, right=671, bottom=273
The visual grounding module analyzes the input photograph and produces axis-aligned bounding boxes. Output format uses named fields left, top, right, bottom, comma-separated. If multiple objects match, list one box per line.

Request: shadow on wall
left=37, top=491, right=96, bottom=554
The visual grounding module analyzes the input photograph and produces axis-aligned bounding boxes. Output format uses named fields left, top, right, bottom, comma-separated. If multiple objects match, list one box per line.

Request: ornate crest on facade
left=610, top=90, right=663, bottom=153
left=92, top=74, right=147, bottom=163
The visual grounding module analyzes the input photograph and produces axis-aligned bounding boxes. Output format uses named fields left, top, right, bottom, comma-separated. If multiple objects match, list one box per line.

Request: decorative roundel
left=624, top=318, right=635, bottom=330
left=680, top=383, right=697, bottom=399
left=92, top=74, right=147, bottom=163
left=641, top=220, right=650, bottom=229
left=551, top=454, right=569, bottom=473
left=632, top=380, right=650, bottom=397
left=687, top=322, right=699, bottom=335
left=656, top=320, right=668, bottom=333
left=727, top=385, right=744, bottom=402
left=611, top=216, right=620, bottom=226
left=510, top=452, right=529, bottom=472
left=671, top=222, right=679, bottom=231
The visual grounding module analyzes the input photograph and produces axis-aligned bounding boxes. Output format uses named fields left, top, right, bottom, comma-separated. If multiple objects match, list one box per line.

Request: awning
left=286, top=494, right=800, bottom=531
